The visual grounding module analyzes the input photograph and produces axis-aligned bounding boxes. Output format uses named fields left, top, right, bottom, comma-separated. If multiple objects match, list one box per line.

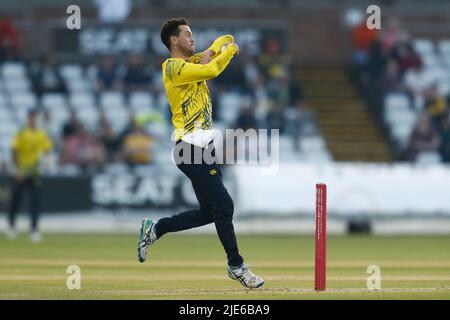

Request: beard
left=181, top=44, right=195, bottom=57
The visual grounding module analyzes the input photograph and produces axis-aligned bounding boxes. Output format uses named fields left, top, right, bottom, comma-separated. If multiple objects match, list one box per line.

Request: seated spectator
left=97, top=55, right=122, bottom=91
left=97, top=112, right=121, bottom=162
left=0, top=18, right=20, bottom=62
left=123, top=55, right=152, bottom=92
left=60, top=125, right=105, bottom=172
left=440, top=115, right=450, bottom=162
left=367, top=39, right=388, bottom=84
left=267, top=68, right=301, bottom=108
left=382, top=59, right=403, bottom=94
left=405, top=113, right=441, bottom=161
left=424, top=84, right=448, bottom=130
left=31, top=55, right=66, bottom=96
left=236, top=97, right=258, bottom=131
left=0, top=148, right=7, bottom=175
left=390, top=35, right=421, bottom=76
left=62, top=110, right=81, bottom=139
left=266, top=101, right=285, bottom=133
left=121, top=124, right=152, bottom=166
left=119, top=112, right=137, bottom=142
left=351, top=21, right=379, bottom=67
left=380, top=18, right=405, bottom=53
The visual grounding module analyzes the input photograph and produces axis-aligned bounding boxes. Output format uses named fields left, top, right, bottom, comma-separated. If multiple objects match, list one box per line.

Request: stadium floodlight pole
left=315, top=183, right=327, bottom=291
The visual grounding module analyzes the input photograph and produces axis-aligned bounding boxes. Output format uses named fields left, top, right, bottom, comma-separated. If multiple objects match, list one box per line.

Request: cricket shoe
left=30, top=231, right=42, bottom=243
left=137, top=219, right=158, bottom=263
left=227, top=264, right=265, bottom=289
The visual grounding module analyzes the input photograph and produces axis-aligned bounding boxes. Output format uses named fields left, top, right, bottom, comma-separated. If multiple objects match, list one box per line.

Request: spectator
left=266, top=101, right=285, bottom=133
left=119, top=112, right=137, bottom=142
left=236, top=97, right=258, bottom=131
left=98, top=112, right=121, bottom=162
left=62, top=110, right=81, bottom=139
left=440, top=115, right=450, bottom=162
left=121, top=124, right=153, bottom=166
left=97, top=56, right=122, bottom=91
left=0, top=18, right=20, bottom=62
left=382, top=59, right=403, bottom=94
left=123, top=55, right=152, bottom=92
left=390, top=36, right=421, bottom=75
left=267, top=67, right=289, bottom=107
left=0, top=147, right=7, bottom=175
left=60, top=124, right=105, bottom=172
left=367, top=39, right=389, bottom=84
left=424, top=84, right=448, bottom=130
left=406, top=113, right=441, bottom=161
left=381, top=18, right=406, bottom=53
left=351, top=21, right=379, bottom=66
left=31, top=55, right=66, bottom=96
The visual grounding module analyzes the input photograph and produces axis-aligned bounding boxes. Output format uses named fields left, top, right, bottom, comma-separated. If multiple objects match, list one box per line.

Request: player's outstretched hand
left=222, top=42, right=239, bottom=56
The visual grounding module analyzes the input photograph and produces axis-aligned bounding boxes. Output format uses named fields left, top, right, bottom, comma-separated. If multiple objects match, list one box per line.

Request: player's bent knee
left=215, top=194, right=234, bottom=217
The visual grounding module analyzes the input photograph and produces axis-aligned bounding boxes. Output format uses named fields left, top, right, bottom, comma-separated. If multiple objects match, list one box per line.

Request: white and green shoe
left=137, top=219, right=158, bottom=263
left=228, top=264, right=265, bottom=289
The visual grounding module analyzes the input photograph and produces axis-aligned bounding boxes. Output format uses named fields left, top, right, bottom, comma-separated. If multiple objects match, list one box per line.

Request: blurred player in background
left=6, top=109, right=53, bottom=242
left=137, top=17, right=264, bottom=289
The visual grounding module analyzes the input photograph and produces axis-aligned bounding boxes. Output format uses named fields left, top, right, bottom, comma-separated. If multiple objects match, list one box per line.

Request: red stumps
left=315, top=183, right=327, bottom=291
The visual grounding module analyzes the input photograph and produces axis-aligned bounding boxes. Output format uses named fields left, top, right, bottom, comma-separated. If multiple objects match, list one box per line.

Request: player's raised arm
left=189, top=35, right=235, bottom=64
left=167, top=43, right=238, bottom=86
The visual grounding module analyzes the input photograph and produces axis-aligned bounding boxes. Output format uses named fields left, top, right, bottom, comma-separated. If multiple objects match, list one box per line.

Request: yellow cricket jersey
left=11, top=127, right=52, bottom=175
left=162, top=35, right=237, bottom=142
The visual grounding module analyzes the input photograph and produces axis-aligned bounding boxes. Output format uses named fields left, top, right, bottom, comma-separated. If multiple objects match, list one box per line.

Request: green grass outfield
left=0, top=234, right=449, bottom=299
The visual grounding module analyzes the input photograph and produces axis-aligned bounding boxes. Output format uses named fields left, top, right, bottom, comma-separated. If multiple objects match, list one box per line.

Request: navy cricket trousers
left=156, top=140, right=244, bottom=267
left=8, top=177, right=41, bottom=232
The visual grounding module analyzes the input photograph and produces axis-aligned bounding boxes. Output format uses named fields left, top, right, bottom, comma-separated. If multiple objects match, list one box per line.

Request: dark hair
left=160, top=17, right=190, bottom=51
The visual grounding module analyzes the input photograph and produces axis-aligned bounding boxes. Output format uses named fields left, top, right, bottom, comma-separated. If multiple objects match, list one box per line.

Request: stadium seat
left=1, top=62, right=27, bottom=78
left=59, top=64, right=84, bottom=80
left=104, top=163, right=129, bottom=174
left=384, top=93, right=410, bottom=111
left=69, top=93, right=96, bottom=109
left=85, top=64, right=99, bottom=87
left=0, top=93, right=7, bottom=107
left=413, top=39, right=434, bottom=55
left=66, top=78, right=91, bottom=93
left=438, top=81, right=450, bottom=96
left=9, top=92, right=37, bottom=109
left=421, top=53, right=441, bottom=68
left=438, top=39, right=450, bottom=56
left=3, top=77, right=31, bottom=92
left=415, top=151, right=442, bottom=165
left=14, top=108, right=29, bottom=125
left=41, top=93, right=68, bottom=109
left=129, top=91, right=154, bottom=111
left=100, top=91, right=125, bottom=109
left=391, top=122, right=414, bottom=150
left=78, top=107, right=99, bottom=130
left=0, top=107, right=14, bottom=122
left=0, top=121, right=19, bottom=138
left=106, top=111, right=129, bottom=133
